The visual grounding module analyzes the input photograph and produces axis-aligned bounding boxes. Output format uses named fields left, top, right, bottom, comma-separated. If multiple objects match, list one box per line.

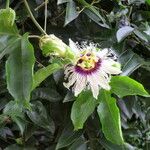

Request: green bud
left=0, top=8, right=16, bottom=26
left=39, top=34, right=75, bottom=60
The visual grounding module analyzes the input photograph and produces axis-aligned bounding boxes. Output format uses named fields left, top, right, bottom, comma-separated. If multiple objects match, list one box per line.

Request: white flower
left=63, top=39, right=122, bottom=99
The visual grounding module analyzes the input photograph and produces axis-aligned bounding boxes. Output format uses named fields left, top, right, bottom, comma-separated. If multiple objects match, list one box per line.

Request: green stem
left=34, top=2, right=45, bottom=11
left=29, top=35, right=41, bottom=39
left=44, top=0, right=48, bottom=32
left=23, top=0, right=47, bottom=35
left=6, top=0, right=10, bottom=8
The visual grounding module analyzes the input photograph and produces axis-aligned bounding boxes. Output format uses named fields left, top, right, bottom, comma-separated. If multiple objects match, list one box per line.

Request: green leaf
left=3, top=101, right=26, bottom=135
left=0, top=37, right=20, bottom=60
left=64, top=0, right=79, bottom=26
left=98, top=128, right=136, bottom=150
left=100, top=139, right=135, bottom=150
left=0, top=127, right=13, bottom=139
left=0, top=8, right=16, bottom=26
left=32, top=88, right=62, bottom=102
left=63, top=91, right=75, bottom=103
left=13, top=117, right=26, bottom=135
left=134, top=29, right=148, bottom=42
left=68, top=137, right=87, bottom=150
left=6, top=33, right=35, bottom=102
left=71, top=91, right=97, bottom=130
left=146, top=0, right=150, bottom=5
left=0, top=8, right=18, bottom=35
left=0, top=23, right=18, bottom=35
left=4, top=144, right=36, bottom=150
left=0, top=8, right=20, bottom=59
left=56, top=123, right=82, bottom=149
left=3, top=101, right=24, bottom=118
left=4, top=144, right=23, bottom=150
left=78, top=0, right=109, bottom=28
left=97, top=90, right=124, bottom=145
left=119, top=50, right=143, bottom=76
left=32, top=63, right=62, bottom=90
left=83, top=8, right=109, bottom=28
left=26, top=101, right=55, bottom=133
left=110, top=76, right=150, bottom=98
left=116, top=26, right=134, bottom=43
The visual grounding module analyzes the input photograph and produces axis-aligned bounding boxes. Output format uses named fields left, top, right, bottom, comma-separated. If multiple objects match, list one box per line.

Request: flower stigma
left=75, top=50, right=101, bottom=74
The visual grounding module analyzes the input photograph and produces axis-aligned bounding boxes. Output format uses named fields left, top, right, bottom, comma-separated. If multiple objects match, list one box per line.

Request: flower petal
left=101, top=59, right=122, bottom=74
left=97, top=48, right=109, bottom=59
left=63, top=72, right=77, bottom=89
left=69, top=39, right=80, bottom=54
left=87, top=74, right=100, bottom=99
left=98, top=72, right=111, bottom=91
left=74, top=74, right=86, bottom=97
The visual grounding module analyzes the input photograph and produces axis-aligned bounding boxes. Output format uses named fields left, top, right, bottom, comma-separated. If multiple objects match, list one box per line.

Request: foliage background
left=0, top=0, right=150, bottom=149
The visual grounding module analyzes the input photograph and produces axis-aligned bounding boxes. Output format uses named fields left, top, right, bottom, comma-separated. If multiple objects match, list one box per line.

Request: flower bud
left=39, top=34, right=75, bottom=60
left=0, top=8, right=16, bottom=26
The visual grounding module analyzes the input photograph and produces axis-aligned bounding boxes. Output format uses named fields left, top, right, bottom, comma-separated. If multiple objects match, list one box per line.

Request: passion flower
left=63, top=40, right=122, bottom=99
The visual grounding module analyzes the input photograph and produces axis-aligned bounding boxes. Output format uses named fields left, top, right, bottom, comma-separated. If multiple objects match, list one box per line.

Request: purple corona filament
left=75, top=59, right=101, bottom=75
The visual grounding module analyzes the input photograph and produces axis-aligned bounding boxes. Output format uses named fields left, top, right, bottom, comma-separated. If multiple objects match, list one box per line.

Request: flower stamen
left=76, top=51, right=100, bottom=71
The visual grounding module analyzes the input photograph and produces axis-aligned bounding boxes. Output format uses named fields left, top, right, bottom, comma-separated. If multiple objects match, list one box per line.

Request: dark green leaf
left=63, top=91, right=75, bottom=103
left=3, top=101, right=26, bottom=135
left=6, top=33, right=35, bottom=102
left=56, top=123, right=82, bottom=149
left=134, top=29, right=148, bottom=42
left=110, top=76, right=150, bottom=98
left=68, top=137, right=87, bottom=150
left=4, top=144, right=36, bottom=150
left=64, top=0, right=79, bottom=26
left=0, top=127, right=13, bottom=139
left=119, top=50, right=143, bottom=75
left=78, top=0, right=109, bottom=28
left=32, top=88, right=62, bottom=102
left=97, top=90, right=124, bottom=145
left=13, top=117, right=26, bottom=135
left=3, top=101, right=24, bottom=119
left=26, top=101, right=55, bottom=133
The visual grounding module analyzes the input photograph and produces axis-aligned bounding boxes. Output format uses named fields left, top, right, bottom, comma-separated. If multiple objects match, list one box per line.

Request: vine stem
left=23, top=0, right=47, bottom=35
left=35, top=2, right=45, bottom=11
left=29, top=35, right=41, bottom=39
left=6, top=0, right=10, bottom=8
left=44, top=0, right=48, bottom=32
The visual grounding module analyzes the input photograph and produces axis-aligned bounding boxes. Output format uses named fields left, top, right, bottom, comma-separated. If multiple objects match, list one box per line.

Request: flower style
left=63, top=40, right=122, bottom=99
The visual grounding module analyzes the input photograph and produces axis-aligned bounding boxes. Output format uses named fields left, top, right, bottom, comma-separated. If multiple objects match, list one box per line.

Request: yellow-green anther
left=0, top=8, right=16, bottom=26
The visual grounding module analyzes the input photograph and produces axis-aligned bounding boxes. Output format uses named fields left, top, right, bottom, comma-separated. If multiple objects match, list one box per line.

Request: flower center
left=76, top=51, right=99, bottom=70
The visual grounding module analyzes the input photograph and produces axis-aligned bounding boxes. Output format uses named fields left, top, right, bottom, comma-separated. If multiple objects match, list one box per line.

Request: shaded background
left=0, top=0, right=150, bottom=149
